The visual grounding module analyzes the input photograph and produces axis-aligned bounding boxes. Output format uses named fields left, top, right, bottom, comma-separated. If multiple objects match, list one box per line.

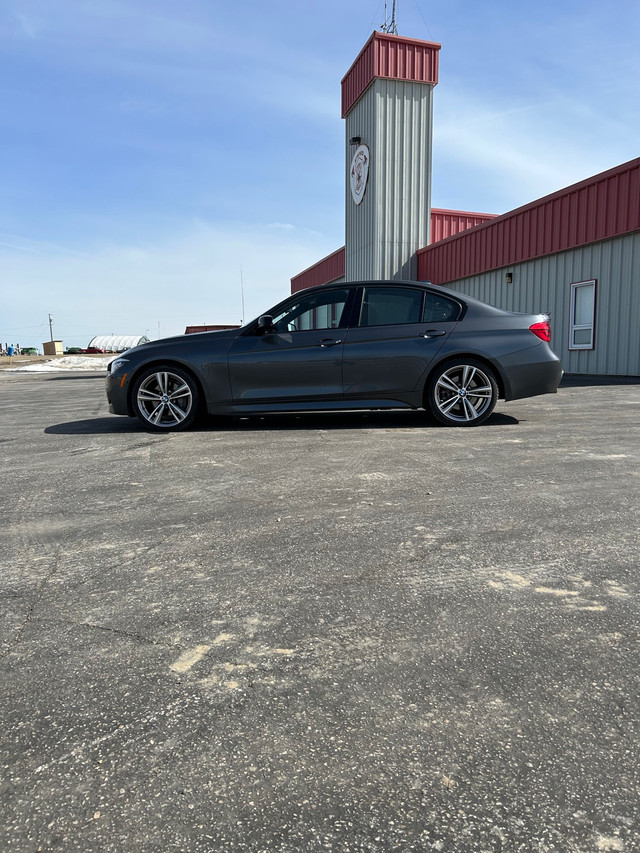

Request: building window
left=569, top=280, right=596, bottom=350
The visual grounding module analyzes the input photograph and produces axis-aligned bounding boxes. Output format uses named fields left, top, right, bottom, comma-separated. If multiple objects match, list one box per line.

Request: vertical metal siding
left=290, top=212, right=491, bottom=291
left=341, top=32, right=440, bottom=118
left=376, top=79, right=432, bottom=279
left=345, top=81, right=378, bottom=278
left=436, top=231, right=640, bottom=376
left=291, top=248, right=345, bottom=293
left=345, top=78, right=433, bottom=282
left=418, top=158, right=640, bottom=284
left=430, top=210, right=497, bottom=243
left=374, top=34, right=440, bottom=84
left=341, top=36, right=376, bottom=119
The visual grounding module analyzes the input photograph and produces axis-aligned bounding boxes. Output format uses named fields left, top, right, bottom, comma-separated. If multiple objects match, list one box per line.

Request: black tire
left=427, top=358, right=498, bottom=427
left=131, top=365, right=201, bottom=432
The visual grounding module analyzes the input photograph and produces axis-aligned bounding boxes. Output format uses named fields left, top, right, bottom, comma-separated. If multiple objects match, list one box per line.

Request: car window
left=422, top=293, right=461, bottom=323
left=359, top=287, right=424, bottom=326
left=271, top=289, right=350, bottom=332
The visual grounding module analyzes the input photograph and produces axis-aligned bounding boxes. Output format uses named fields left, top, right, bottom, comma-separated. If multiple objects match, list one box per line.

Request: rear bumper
left=499, top=348, right=563, bottom=401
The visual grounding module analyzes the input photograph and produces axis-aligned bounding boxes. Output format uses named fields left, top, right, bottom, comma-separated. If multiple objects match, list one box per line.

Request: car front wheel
left=427, top=359, right=498, bottom=426
left=132, top=365, right=201, bottom=431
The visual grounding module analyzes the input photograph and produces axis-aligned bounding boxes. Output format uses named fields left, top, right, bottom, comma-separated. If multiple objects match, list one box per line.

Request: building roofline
left=419, top=157, right=640, bottom=283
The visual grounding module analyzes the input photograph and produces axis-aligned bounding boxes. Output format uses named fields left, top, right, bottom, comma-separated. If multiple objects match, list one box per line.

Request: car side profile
left=105, top=281, right=562, bottom=431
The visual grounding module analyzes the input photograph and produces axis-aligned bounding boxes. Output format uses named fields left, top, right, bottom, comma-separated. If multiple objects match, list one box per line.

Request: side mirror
left=257, top=314, right=275, bottom=334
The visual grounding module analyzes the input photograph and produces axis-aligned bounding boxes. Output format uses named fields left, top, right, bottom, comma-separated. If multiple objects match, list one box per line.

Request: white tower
left=342, top=32, right=440, bottom=281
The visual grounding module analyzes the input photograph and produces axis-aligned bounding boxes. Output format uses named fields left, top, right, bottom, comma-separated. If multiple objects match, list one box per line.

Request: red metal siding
left=291, top=247, right=346, bottom=293
left=291, top=210, right=496, bottom=292
left=373, top=33, right=440, bottom=84
left=430, top=209, right=497, bottom=243
left=418, top=158, right=640, bottom=284
left=342, top=32, right=440, bottom=118
left=185, top=324, right=240, bottom=334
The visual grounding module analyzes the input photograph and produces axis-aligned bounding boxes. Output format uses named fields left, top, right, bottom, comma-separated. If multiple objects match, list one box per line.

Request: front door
left=228, top=287, right=352, bottom=406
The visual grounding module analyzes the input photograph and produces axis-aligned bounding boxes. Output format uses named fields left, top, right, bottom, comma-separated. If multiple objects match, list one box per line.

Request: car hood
left=121, top=327, right=242, bottom=360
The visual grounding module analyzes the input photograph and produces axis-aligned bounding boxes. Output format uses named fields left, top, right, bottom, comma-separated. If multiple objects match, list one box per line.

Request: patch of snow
left=6, top=356, right=114, bottom=373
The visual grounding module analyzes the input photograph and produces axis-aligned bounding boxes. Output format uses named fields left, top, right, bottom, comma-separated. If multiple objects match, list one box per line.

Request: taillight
left=529, top=320, right=551, bottom=343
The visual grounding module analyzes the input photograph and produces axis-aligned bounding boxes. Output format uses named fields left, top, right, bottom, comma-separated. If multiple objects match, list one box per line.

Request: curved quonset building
left=293, top=30, right=640, bottom=376
left=88, top=335, right=149, bottom=352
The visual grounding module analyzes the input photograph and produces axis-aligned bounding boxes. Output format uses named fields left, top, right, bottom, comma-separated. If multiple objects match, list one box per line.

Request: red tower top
left=341, top=31, right=441, bottom=117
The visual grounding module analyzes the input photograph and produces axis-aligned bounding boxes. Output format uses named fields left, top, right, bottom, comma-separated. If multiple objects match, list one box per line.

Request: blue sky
left=2, top=0, right=639, bottom=348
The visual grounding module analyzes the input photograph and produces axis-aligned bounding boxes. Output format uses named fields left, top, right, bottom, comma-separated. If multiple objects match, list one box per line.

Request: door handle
left=319, top=338, right=342, bottom=347
left=418, top=330, right=446, bottom=338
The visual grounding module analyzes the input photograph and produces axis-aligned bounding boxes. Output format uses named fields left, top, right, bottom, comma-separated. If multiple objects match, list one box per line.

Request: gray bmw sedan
left=106, top=281, right=562, bottom=431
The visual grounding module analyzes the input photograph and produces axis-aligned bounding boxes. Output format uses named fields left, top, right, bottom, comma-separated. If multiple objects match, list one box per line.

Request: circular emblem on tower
left=350, top=143, right=370, bottom=205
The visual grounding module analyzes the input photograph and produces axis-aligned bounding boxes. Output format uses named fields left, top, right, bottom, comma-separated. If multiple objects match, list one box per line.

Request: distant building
left=185, top=325, right=240, bottom=334
left=88, top=335, right=149, bottom=352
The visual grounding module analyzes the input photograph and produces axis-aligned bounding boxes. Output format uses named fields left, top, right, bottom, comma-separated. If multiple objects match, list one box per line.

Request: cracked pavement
left=1, top=371, right=639, bottom=852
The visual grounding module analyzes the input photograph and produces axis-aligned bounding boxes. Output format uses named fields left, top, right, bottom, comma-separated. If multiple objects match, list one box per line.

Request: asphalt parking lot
left=1, top=371, right=639, bottom=852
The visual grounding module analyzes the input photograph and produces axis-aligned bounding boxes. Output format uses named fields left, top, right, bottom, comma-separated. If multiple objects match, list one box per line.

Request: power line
left=412, top=0, right=435, bottom=41
left=0, top=323, right=48, bottom=333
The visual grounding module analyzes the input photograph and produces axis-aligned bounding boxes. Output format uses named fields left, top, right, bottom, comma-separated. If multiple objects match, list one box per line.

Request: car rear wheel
left=132, top=365, right=200, bottom=431
left=427, top=359, right=498, bottom=426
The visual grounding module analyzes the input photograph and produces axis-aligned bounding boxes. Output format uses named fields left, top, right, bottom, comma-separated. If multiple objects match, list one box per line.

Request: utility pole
left=48, top=314, right=54, bottom=341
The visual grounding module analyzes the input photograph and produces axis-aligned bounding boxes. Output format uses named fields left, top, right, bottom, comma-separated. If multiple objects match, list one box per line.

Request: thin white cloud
left=0, top=234, right=93, bottom=259
left=432, top=86, right=640, bottom=212
left=2, top=0, right=342, bottom=125
left=11, top=13, right=40, bottom=39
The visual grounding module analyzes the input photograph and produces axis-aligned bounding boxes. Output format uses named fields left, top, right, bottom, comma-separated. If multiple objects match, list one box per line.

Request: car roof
left=295, top=280, right=510, bottom=316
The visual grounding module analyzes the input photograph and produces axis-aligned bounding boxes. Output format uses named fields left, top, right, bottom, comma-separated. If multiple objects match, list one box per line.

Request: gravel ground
left=1, top=372, right=639, bottom=852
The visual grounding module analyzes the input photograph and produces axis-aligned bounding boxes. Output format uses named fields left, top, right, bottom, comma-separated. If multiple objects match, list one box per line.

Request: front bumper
left=105, top=373, right=130, bottom=416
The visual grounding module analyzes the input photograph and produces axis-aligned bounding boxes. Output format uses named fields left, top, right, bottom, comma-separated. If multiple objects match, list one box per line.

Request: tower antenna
left=381, top=0, right=398, bottom=34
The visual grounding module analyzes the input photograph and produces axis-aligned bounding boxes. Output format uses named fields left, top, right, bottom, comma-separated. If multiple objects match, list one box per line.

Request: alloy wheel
left=136, top=370, right=194, bottom=428
left=431, top=362, right=497, bottom=425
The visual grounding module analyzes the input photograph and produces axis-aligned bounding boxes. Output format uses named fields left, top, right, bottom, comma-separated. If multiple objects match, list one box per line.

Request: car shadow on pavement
left=45, top=410, right=519, bottom=435
left=560, top=374, right=640, bottom=387
left=45, top=374, right=108, bottom=380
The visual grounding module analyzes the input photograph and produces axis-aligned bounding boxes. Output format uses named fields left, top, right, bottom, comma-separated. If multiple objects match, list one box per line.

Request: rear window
left=359, top=286, right=461, bottom=326
left=422, top=292, right=460, bottom=323
left=359, top=287, right=423, bottom=326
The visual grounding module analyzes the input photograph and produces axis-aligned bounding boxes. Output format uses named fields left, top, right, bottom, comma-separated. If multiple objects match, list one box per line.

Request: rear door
left=342, top=285, right=460, bottom=404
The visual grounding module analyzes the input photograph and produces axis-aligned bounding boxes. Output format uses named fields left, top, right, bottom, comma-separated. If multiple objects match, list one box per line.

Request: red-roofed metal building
left=291, top=31, right=640, bottom=376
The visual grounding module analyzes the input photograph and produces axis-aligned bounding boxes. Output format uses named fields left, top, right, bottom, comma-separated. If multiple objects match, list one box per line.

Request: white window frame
left=569, top=279, right=596, bottom=350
